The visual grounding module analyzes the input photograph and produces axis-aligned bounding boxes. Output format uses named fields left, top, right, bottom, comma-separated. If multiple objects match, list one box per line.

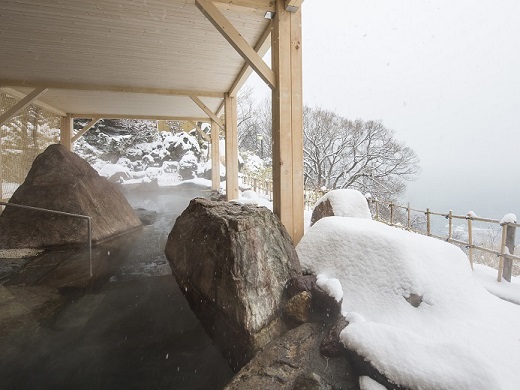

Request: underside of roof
left=0, top=0, right=274, bottom=120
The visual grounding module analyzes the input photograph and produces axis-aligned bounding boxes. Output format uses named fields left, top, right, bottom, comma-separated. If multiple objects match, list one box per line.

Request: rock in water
left=0, top=144, right=141, bottom=248
left=165, top=198, right=301, bottom=370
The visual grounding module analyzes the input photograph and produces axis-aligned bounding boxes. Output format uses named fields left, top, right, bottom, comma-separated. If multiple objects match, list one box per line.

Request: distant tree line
left=236, top=87, right=420, bottom=202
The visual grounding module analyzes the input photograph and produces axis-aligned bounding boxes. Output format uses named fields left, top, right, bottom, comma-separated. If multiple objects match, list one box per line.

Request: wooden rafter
left=195, top=0, right=276, bottom=90
left=0, top=79, right=224, bottom=99
left=0, top=87, right=66, bottom=117
left=71, top=118, right=101, bottom=143
left=71, top=114, right=209, bottom=122
left=0, top=87, right=48, bottom=127
left=190, top=96, right=225, bottom=129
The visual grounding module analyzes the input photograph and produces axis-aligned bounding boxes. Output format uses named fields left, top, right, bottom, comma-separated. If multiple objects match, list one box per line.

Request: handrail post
left=407, top=202, right=411, bottom=230
left=498, top=223, right=508, bottom=282
left=502, top=220, right=516, bottom=282
left=426, top=208, right=431, bottom=236
left=467, top=213, right=474, bottom=270
left=448, top=210, right=453, bottom=241
left=390, top=202, right=394, bottom=225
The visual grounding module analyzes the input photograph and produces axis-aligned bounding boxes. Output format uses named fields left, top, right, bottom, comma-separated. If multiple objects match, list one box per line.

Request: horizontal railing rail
left=368, top=198, right=517, bottom=283
left=0, top=201, right=93, bottom=277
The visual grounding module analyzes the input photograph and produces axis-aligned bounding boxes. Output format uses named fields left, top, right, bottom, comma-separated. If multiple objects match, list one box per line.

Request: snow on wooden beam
left=0, top=87, right=66, bottom=117
left=71, top=117, right=101, bottom=143
left=195, top=0, right=276, bottom=90
left=190, top=95, right=225, bottom=129
left=0, top=79, right=225, bottom=98
left=0, top=87, right=48, bottom=127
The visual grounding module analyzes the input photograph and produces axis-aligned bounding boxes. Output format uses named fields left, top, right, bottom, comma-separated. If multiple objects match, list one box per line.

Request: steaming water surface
left=0, top=185, right=233, bottom=389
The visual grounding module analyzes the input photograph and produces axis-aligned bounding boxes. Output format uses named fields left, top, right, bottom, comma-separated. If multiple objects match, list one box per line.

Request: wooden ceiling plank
left=195, top=0, right=276, bottom=90
left=190, top=95, right=225, bottom=129
left=0, top=87, right=67, bottom=117
left=0, top=87, right=48, bottom=127
left=71, top=117, right=101, bottom=143
left=0, top=79, right=225, bottom=99
left=213, top=0, right=275, bottom=11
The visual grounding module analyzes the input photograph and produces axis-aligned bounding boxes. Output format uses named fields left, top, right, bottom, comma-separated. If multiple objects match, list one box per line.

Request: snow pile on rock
left=297, top=216, right=520, bottom=390
left=316, top=189, right=372, bottom=219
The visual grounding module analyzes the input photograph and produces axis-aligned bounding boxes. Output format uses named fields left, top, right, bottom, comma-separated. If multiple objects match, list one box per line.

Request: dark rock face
left=164, top=198, right=301, bottom=370
left=320, top=316, right=349, bottom=358
left=310, top=198, right=334, bottom=226
left=285, top=291, right=312, bottom=324
left=134, top=208, right=157, bottom=225
left=285, top=275, right=342, bottom=323
left=224, top=323, right=358, bottom=390
left=0, top=144, right=141, bottom=249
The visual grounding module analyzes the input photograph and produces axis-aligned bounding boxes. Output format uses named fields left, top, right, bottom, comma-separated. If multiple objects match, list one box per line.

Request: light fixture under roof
left=264, top=11, right=275, bottom=19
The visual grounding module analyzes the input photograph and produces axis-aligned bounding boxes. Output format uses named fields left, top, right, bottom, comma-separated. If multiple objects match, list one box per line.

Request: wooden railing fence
left=368, top=198, right=518, bottom=283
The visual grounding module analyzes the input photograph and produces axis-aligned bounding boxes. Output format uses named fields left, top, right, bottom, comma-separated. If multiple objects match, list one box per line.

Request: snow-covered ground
left=296, top=190, right=520, bottom=390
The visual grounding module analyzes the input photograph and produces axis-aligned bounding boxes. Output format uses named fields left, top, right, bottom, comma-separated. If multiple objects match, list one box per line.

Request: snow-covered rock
left=296, top=216, right=520, bottom=390
left=311, top=189, right=372, bottom=226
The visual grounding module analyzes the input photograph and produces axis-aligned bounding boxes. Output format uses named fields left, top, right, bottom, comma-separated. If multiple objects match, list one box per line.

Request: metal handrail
left=0, top=201, right=92, bottom=276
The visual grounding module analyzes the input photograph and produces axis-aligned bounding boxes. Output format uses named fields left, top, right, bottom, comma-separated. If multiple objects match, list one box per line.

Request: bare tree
left=303, top=106, right=420, bottom=200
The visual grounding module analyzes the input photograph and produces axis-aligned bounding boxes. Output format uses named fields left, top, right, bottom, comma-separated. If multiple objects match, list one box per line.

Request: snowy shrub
left=178, top=152, right=198, bottom=179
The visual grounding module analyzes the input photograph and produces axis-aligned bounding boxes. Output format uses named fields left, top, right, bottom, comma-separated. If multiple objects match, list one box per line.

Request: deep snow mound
left=297, top=217, right=520, bottom=390
left=311, top=189, right=371, bottom=226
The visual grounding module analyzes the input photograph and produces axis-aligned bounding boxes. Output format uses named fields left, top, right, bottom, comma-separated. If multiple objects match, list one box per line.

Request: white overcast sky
left=246, top=0, right=520, bottom=218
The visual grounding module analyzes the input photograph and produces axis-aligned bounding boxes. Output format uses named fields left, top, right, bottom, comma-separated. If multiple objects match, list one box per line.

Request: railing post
left=407, top=202, right=411, bottom=230
left=448, top=210, right=453, bottom=241
left=502, top=222, right=516, bottom=282
left=390, top=202, right=394, bottom=225
left=467, top=213, right=474, bottom=270
left=426, top=208, right=431, bottom=236
left=498, top=223, right=508, bottom=282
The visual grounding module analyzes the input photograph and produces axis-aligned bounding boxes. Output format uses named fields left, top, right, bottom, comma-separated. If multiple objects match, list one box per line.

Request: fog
left=247, top=0, right=520, bottom=218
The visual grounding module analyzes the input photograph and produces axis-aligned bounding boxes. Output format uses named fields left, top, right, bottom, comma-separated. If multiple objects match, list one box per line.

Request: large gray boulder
left=165, top=198, right=301, bottom=370
left=224, top=322, right=358, bottom=390
left=0, top=144, right=141, bottom=249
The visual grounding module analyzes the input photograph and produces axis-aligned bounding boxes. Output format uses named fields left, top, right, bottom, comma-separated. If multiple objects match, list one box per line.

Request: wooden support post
left=502, top=222, right=516, bottom=282
left=211, top=120, right=220, bottom=191
left=426, top=208, right=431, bottom=236
left=389, top=203, right=394, bottom=225
left=272, top=0, right=304, bottom=243
left=0, top=131, right=3, bottom=204
left=224, top=94, right=238, bottom=200
left=467, top=213, right=474, bottom=270
left=60, top=115, right=73, bottom=151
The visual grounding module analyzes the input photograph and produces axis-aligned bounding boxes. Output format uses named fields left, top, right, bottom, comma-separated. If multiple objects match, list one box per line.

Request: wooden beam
left=213, top=0, right=275, bottom=11
left=211, top=120, right=221, bottom=191
left=60, top=115, right=73, bottom=151
left=224, top=94, right=239, bottom=200
left=228, top=21, right=273, bottom=97
left=0, top=87, right=66, bottom=117
left=71, top=118, right=101, bottom=143
left=195, top=0, right=276, bottom=90
left=188, top=121, right=211, bottom=142
left=0, top=79, right=225, bottom=99
left=71, top=114, right=209, bottom=122
left=271, top=0, right=303, bottom=243
left=285, top=0, right=303, bottom=12
left=190, top=96, right=225, bottom=129
left=0, top=87, right=48, bottom=127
